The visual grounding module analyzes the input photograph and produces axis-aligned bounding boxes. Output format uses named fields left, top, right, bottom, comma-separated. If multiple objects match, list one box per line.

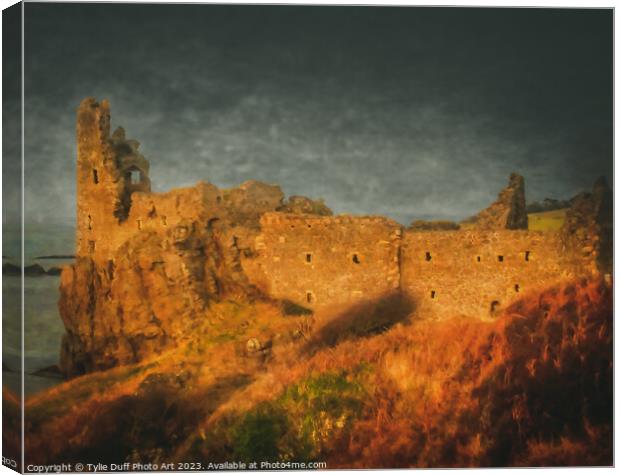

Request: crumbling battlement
left=76, top=98, right=287, bottom=266
left=60, top=98, right=611, bottom=375
left=76, top=98, right=153, bottom=260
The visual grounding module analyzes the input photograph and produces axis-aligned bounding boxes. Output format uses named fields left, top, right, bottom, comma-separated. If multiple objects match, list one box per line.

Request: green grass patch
left=214, top=369, right=368, bottom=463
left=528, top=208, right=568, bottom=231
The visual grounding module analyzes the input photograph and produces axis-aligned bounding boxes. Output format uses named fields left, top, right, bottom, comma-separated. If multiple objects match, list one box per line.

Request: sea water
left=3, top=223, right=74, bottom=395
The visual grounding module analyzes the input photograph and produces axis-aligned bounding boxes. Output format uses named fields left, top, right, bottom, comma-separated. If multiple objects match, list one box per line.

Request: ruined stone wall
left=66, top=100, right=294, bottom=376
left=249, top=213, right=402, bottom=310
left=400, top=229, right=570, bottom=319
left=65, top=97, right=605, bottom=376
left=76, top=98, right=152, bottom=266
left=560, top=177, right=613, bottom=277
left=249, top=212, right=587, bottom=319
left=75, top=98, right=118, bottom=261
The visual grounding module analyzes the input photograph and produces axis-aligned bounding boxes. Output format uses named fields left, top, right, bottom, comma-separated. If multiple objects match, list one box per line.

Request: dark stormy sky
left=5, top=4, right=614, bottom=227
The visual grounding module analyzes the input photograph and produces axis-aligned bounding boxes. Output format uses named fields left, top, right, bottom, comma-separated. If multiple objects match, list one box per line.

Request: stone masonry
left=60, top=97, right=611, bottom=375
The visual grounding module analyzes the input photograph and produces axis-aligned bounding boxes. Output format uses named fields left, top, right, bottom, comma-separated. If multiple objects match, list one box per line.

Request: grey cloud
left=11, top=4, right=613, bottom=229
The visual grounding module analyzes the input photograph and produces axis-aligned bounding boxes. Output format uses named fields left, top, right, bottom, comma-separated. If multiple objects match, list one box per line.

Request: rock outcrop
left=58, top=179, right=293, bottom=376
left=469, top=173, right=528, bottom=230
left=2, top=262, right=61, bottom=277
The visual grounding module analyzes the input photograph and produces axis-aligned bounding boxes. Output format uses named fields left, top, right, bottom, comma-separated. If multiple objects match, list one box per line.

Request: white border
left=0, top=2, right=615, bottom=475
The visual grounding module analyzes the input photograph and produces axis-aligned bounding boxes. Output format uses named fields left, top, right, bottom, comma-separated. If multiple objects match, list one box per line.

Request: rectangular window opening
left=305, top=253, right=312, bottom=263
left=425, top=251, right=432, bottom=261
left=525, top=251, right=530, bottom=261
left=130, top=169, right=141, bottom=184
left=93, top=169, right=99, bottom=184
left=498, top=255, right=504, bottom=262
left=306, top=291, right=314, bottom=303
left=430, top=290, right=436, bottom=299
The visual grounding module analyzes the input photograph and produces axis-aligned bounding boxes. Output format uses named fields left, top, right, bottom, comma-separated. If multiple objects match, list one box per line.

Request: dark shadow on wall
left=300, top=290, right=416, bottom=356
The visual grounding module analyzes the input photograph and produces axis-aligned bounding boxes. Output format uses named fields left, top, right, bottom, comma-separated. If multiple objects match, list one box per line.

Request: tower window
left=306, top=291, right=314, bottom=303
left=525, top=251, right=530, bottom=262
left=490, top=300, right=500, bottom=314
left=130, top=169, right=141, bottom=184
left=87, top=215, right=92, bottom=231
left=476, top=256, right=481, bottom=262
left=430, top=290, right=436, bottom=299
left=305, top=253, right=312, bottom=263
left=93, top=169, right=99, bottom=184
left=352, top=254, right=360, bottom=264
left=498, top=255, right=504, bottom=262
left=514, top=284, right=520, bottom=292
left=425, top=251, right=432, bottom=261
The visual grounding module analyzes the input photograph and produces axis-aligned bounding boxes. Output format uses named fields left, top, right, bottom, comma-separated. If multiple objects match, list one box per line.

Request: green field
left=527, top=208, right=568, bottom=231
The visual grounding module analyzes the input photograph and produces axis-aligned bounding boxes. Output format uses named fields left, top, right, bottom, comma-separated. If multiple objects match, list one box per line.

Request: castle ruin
left=59, top=98, right=611, bottom=376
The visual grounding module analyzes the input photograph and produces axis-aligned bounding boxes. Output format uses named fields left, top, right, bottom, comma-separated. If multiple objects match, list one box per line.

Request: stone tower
left=76, top=98, right=151, bottom=262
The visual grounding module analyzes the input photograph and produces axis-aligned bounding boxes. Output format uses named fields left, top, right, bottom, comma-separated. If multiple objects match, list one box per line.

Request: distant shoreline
left=34, top=255, right=75, bottom=260
left=2, top=262, right=66, bottom=277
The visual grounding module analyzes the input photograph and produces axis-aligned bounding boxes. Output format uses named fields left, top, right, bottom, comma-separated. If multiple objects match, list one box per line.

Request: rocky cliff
left=59, top=179, right=336, bottom=377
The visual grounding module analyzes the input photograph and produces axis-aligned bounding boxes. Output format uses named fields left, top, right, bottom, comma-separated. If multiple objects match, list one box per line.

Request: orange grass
left=22, top=278, right=612, bottom=467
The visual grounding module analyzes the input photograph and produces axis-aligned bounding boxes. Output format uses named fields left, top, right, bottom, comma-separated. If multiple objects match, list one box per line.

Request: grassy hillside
left=16, top=277, right=612, bottom=468
left=527, top=208, right=568, bottom=231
